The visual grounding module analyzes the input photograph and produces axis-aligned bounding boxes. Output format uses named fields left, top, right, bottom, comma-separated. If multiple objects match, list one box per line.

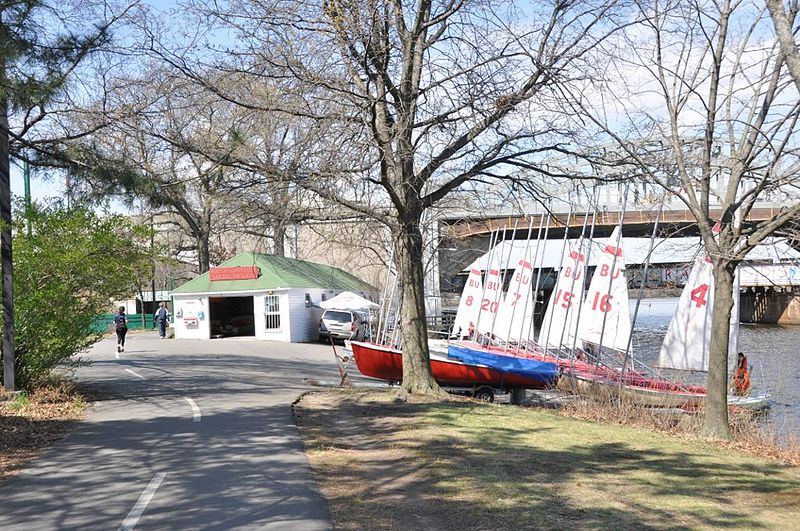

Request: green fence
left=93, top=313, right=160, bottom=333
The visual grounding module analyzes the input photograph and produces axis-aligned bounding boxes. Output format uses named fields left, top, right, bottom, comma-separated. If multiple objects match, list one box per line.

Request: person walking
left=114, top=306, right=128, bottom=353
left=154, top=302, right=170, bottom=339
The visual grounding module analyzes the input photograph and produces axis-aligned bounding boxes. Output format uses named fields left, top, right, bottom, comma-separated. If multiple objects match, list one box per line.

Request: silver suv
left=319, top=309, right=368, bottom=342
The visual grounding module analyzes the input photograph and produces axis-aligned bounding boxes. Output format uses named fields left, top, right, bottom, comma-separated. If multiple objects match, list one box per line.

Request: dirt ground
left=0, top=384, right=87, bottom=482
left=293, top=390, right=468, bottom=530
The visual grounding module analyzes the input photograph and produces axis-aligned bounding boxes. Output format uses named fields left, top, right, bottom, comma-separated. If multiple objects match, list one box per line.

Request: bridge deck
left=444, top=207, right=781, bottom=239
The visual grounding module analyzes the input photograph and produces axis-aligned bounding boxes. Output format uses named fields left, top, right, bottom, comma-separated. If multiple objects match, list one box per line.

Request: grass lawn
left=294, top=390, right=800, bottom=530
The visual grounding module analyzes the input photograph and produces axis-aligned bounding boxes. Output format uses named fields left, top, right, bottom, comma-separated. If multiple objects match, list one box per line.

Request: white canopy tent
left=319, top=291, right=379, bottom=311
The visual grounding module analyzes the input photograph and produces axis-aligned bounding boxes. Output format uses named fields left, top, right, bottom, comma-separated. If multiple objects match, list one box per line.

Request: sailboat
left=350, top=245, right=559, bottom=392
left=552, top=228, right=708, bottom=406
left=439, top=231, right=561, bottom=389
left=555, top=229, right=768, bottom=410
left=655, top=254, right=768, bottom=409
left=538, top=239, right=587, bottom=351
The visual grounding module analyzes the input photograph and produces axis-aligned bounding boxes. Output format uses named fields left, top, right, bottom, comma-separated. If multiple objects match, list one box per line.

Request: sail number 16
left=590, top=292, right=612, bottom=313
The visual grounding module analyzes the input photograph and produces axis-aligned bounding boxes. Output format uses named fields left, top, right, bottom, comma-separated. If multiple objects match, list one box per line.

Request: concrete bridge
left=442, top=205, right=786, bottom=240
left=432, top=200, right=800, bottom=324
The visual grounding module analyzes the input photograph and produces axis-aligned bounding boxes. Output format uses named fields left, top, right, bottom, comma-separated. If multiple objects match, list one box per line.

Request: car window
left=323, top=310, right=352, bottom=323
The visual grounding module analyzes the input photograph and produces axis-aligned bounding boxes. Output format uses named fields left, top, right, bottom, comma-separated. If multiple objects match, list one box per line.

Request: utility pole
left=1, top=88, right=15, bottom=392
left=151, top=217, right=156, bottom=329
left=23, top=160, right=30, bottom=236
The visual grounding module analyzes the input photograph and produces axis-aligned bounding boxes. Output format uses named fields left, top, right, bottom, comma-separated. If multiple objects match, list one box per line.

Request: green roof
left=172, top=252, right=376, bottom=295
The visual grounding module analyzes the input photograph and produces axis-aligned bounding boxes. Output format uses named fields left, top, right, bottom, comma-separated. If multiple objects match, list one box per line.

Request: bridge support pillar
left=740, top=286, right=800, bottom=325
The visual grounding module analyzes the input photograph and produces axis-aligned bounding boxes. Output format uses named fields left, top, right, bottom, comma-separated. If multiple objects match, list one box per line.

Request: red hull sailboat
left=350, top=341, right=556, bottom=390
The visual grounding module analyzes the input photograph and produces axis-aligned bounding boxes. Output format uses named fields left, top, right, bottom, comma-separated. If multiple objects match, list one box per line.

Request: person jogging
left=114, top=306, right=128, bottom=353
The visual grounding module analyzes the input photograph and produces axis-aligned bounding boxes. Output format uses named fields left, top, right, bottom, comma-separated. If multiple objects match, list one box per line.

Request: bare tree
left=153, top=0, right=625, bottom=396
left=569, top=0, right=800, bottom=438
left=767, top=0, right=800, bottom=92
left=70, top=70, right=264, bottom=273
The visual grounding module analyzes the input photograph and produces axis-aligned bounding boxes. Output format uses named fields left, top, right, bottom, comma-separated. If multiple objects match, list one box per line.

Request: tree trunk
left=273, top=224, right=286, bottom=257
left=0, top=93, right=14, bottom=392
left=701, top=261, right=735, bottom=439
left=766, top=0, right=800, bottom=95
left=394, top=222, right=443, bottom=395
left=198, top=234, right=210, bottom=273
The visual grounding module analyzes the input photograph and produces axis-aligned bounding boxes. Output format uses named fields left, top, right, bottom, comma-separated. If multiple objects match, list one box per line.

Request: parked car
left=319, top=309, right=368, bottom=342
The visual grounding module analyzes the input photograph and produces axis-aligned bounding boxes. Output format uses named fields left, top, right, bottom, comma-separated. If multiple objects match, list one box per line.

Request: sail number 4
left=690, top=284, right=709, bottom=308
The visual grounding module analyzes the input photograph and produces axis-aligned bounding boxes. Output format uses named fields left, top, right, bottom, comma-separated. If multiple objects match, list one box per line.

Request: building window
left=265, top=295, right=281, bottom=330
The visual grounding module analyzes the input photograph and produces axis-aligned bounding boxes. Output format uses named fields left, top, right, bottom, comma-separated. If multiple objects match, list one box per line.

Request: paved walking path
left=0, top=335, right=361, bottom=530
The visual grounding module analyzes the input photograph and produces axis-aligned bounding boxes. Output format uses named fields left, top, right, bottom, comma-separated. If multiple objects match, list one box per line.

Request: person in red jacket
left=732, top=352, right=750, bottom=396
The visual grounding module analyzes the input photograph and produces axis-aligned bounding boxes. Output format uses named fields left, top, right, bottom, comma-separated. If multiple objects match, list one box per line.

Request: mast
left=471, top=229, right=499, bottom=341
left=594, top=182, right=631, bottom=366
left=620, top=195, right=666, bottom=379
left=499, top=216, right=535, bottom=345
left=526, top=212, right=552, bottom=352
left=567, top=186, right=599, bottom=366
left=539, top=201, right=574, bottom=355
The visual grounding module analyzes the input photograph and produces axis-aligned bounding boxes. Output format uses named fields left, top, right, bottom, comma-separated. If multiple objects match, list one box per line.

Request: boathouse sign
left=209, top=266, right=260, bottom=281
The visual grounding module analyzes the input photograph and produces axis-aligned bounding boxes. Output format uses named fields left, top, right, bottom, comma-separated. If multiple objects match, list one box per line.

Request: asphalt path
left=0, top=334, right=367, bottom=530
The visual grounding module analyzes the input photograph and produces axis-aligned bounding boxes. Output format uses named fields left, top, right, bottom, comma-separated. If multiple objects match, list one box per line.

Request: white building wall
left=288, top=288, right=330, bottom=342
left=173, top=295, right=211, bottom=339
left=172, top=287, right=378, bottom=343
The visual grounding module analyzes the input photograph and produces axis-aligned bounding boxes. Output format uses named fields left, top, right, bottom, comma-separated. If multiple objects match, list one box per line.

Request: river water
left=631, top=298, right=800, bottom=442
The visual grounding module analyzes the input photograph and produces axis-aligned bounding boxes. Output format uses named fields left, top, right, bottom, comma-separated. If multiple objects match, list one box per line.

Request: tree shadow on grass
left=297, top=396, right=800, bottom=530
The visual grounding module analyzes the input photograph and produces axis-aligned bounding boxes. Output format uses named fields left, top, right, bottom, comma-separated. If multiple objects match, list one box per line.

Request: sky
left=9, top=165, right=65, bottom=204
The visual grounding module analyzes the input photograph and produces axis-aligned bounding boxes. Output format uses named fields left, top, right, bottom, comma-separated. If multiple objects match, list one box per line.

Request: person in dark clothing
left=114, top=306, right=128, bottom=353
left=154, top=302, right=170, bottom=339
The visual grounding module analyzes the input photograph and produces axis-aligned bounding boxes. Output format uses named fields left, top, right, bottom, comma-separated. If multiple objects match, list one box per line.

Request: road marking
left=184, top=397, right=201, bottom=422
left=119, top=472, right=166, bottom=531
left=125, top=368, right=145, bottom=379
left=115, top=351, right=120, bottom=360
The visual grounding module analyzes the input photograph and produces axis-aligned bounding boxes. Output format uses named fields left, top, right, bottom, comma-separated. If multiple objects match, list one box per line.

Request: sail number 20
left=690, top=284, right=709, bottom=308
left=465, top=295, right=499, bottom=313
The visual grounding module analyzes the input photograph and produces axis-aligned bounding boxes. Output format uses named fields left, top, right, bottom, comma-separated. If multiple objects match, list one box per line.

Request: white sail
left=538, top=240, right=586, bottom=349
left=657, top=256, right=714, bottom=370
left=577, top=227, right=632, bottom=352
left=476, top=268, right=503, bottom=335
left=495, top=258, right=535, bottom=342
left=451, top=268, right=484, bottom=338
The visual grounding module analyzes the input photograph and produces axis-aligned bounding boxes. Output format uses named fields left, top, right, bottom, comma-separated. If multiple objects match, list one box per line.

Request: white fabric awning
left=319, top=291, right=379, bottom=310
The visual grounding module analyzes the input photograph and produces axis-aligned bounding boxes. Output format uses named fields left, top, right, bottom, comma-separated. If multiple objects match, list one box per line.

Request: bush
left=4, top=204, right=154, bottom=389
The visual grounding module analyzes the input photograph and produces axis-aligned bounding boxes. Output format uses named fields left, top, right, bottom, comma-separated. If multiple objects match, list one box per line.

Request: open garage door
left=209, top=296, right=255, bottom=338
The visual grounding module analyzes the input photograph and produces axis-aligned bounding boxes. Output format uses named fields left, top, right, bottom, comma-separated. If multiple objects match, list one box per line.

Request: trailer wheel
left=474, top=386, right=494, bottom=402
